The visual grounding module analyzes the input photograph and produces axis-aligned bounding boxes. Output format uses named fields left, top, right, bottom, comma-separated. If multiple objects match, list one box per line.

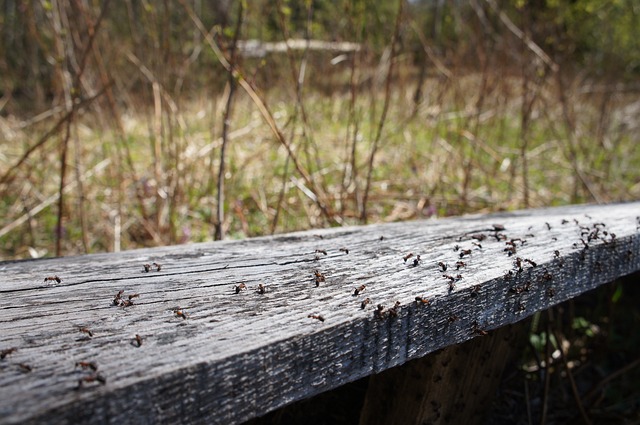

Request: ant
left=77, top=373, right=106, bottom=388
left=471, top=321, right=488, bottom=336
left=78, top=327, right=93, bottom=338
left=471, top=233, right=487, bottom=241
left=133, top=334, right=143, bottom=347
left=314, top=270, right=326, bottom=286
left=361, top=298, right=371, bottom=309
left=492, top=224, right=506, bottom=231
left=315, top=249, right=328, bottom=256
left=152, top=262, right=162, bottom=272
left=234, top=283, right=247, bottom=294
left=174, top=309, right=188, bottom=320
left=546, top=287, right=556, bottom=298
left=353, top=285, right=366, bottom=296
left=459, top=249, right=472, bottom=259
left=388, top=301, right=401, bottom=317
left=308, top=314, right=325, bottom=322
left=128, top=294, right=140, bottom=300
left=455, top=261, right=466, bottom=270
left=470, top=285, right=481, bottom=298
left=44, top=276, right=62, bottom=283
left=443, top=274, right=462, bottom=282
left=403, top=253, right=414, bottom=262
left=374, top=304, right=385, bottom=319
left=143, top=264, right=151, bottom=272
left=339, top=248, right=350, bottom=254
left=18, top=363, right=32, bottom=373
left=75, top=361, right=98, bottom=371
left=509, top=285, right=526, bottom=295
left=0, top=347, right=17, bottom=360
left=415, top=296, right=430, bottom=305
left=412, top=255, right=421, bottom=267
left=257, top=284, right=266, bottom=294
left=438, top=262, right=447, bottom=272
left=112, top=290, right=124, bottom=306
left=504, top=243, right=517, bottom=256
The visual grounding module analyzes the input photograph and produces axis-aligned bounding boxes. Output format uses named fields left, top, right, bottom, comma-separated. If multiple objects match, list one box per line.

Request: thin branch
left=540, top=310, right=552, bottom=425
left=179, top=0, right=337, bottom=224
left=484, top=0, right=558, bottom=73
left=552, top=329, right=592, bottom=425
left=582, top=357, right=640, bottom=405
left=361, top=0, right=404, bottom=223
left=216, top=2, right=244, bottom=240
left=0, top=85, right=111, bottom=189
left=0, top=159, right=111, bottom=239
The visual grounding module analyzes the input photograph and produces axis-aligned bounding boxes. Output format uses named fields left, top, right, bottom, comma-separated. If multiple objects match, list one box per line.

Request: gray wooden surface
left=1, top=202, right=639, bottom=425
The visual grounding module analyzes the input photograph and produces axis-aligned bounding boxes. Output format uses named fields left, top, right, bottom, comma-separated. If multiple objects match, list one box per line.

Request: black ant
left=75, top=361, right=98, bottom=371
left=388, top=301, right=401, bottom=317
left=174, top=309, right=188, bottom=320
left=459, top=249, right=472, bottom=259
left=314, top=270, right=326, bottom=286
left=133, top=334, right=143, bottom=347
left=44, top=276, right=62, bottom=283
left=353, top=285, right=366, bottom=296
left=0, top=347, right=17, bottom=360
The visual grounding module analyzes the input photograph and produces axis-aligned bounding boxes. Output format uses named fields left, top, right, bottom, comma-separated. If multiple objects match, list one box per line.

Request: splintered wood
left=0, top=203, right=639, bottom=425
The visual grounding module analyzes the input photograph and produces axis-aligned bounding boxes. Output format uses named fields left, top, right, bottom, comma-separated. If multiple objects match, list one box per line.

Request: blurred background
left=1, top=0, right=639, bottom=259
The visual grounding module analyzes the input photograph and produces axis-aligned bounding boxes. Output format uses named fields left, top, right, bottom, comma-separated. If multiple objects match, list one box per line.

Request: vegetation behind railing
left=0, top=0, right=638, bottom=259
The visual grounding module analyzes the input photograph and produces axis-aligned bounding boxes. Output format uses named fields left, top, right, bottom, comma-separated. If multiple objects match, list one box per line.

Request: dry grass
left=1, top=69, right=639, bottom=260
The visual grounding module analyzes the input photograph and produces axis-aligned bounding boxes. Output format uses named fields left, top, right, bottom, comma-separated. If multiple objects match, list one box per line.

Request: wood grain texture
left=0, top=202, right=639, bottom=425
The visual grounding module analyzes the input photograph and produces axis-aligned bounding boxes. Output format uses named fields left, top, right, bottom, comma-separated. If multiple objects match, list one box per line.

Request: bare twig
left=484, top=0, right=558, bottom=73
left=0, top=86, right=110, bottom=189
left=582, top=357, right=640, bottom=406
left=361, top=0, right=404, bottom=223
left=215, top=2, right=244, bottom=240
left=179, top=0, right=337, bottom=224
left=540, top=310, right=552, bottom=425
left=0, top=160, right=111, bottom=239
left=552, top=329, right=592, bottom=425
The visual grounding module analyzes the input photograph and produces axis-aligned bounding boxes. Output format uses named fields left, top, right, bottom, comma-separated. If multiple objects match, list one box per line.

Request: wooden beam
left=359, top=324, right=527, bottom=425
left=0, top=202, right=638, bottom=424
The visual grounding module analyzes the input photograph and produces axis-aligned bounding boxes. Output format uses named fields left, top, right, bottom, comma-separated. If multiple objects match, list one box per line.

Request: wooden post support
left=0, top=202, right=638, bottom=424
left=359, top=324, right=526, bottom=425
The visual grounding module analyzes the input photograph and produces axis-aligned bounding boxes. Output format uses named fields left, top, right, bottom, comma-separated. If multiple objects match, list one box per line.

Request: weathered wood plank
left=0, top=202, right=638, bottom=425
